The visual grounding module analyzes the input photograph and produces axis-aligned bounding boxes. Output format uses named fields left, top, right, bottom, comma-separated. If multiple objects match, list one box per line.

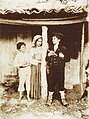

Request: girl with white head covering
left=30, top=35, right=43, bottom=99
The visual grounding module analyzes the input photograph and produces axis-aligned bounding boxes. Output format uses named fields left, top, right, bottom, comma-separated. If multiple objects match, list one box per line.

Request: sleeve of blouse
left=14, top=54, right=20, bottom=67
left=30, top=48, right=38, bottom=66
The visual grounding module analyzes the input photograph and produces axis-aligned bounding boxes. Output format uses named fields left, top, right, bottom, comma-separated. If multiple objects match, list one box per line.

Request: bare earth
left=0, top=80, right=89, bottom=119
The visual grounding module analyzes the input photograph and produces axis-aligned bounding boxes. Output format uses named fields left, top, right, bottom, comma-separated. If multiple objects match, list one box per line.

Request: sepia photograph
left=0, top=0, right=89, bottom=119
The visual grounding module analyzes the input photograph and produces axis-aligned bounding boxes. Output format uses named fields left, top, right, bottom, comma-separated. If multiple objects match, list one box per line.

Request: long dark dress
left=46, top=45, right=66, bottom=92
left=30, top=47, right=42, bottom=99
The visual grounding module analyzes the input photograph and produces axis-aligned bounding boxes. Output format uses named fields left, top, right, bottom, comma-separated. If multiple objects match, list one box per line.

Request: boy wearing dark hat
left=46, top=32, right=68, bottom=106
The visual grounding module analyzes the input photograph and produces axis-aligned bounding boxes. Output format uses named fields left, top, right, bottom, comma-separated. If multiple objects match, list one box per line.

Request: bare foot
left=18, top=97, right=22, bottom=102
left=27, top=97, right=31, bottom=102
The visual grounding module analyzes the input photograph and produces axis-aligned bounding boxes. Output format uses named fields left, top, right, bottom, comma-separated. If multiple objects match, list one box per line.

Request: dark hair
left=34, top=38, right=42, bottom=47
left=16, top=42, right=26, bottom=50
left=52, top=32, right=64, bottom=40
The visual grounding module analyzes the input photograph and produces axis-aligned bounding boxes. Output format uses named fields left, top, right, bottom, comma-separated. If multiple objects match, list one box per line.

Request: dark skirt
left=47, top=63, right=65, bottom=92
left=30, top=63, right=41, bottom=99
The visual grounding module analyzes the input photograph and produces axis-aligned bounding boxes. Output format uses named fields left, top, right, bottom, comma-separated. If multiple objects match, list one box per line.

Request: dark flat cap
left=52, top=32, right=64, bottom=39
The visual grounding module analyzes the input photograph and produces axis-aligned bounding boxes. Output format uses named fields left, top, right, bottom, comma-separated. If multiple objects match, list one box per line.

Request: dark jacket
left=46, top=44, right=66, bottom=66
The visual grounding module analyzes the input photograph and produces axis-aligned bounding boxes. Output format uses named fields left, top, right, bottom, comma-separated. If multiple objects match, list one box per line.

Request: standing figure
left=46, top=33, right=68, bottom=106
left=30, top=35, right=42, bottom=100
left=81, top=60, right=89, bottom=99
left=14, top=42, right=31, bottom=101
left=85, top=60, right=89, bottom=82
left=85, top=60, right=89, bottom=98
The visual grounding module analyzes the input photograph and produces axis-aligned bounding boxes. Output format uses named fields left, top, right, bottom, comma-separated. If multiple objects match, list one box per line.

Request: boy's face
left=19, top=45, right=26, bottom=53
left=52, top=36, right=60, bottom=45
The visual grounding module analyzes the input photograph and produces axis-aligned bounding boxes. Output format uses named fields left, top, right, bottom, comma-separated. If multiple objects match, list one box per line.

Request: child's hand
left=38, top=60, right=41, bottom=63
left=59, top=52, right=64, bottom=58
left=48, top=51, right=57, bottom=56
left=23, top=62, right=29, bottom=67
left=30, top=59, right=38, bottom=66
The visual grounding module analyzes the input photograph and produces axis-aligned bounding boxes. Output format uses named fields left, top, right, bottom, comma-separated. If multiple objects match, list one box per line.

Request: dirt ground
left=0, top=79, right=89, bottom=119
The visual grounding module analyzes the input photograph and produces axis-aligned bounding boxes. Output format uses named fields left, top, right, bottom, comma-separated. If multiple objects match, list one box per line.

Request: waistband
left=19, top=66, right=29, bottom=68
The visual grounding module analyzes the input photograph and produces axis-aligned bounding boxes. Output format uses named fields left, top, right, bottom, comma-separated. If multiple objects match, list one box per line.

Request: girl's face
left=52, top=36, right=60, bottom=45
left=20, top=45, right=26, bottom=53
left=36, top=38, right=42, bottom=47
